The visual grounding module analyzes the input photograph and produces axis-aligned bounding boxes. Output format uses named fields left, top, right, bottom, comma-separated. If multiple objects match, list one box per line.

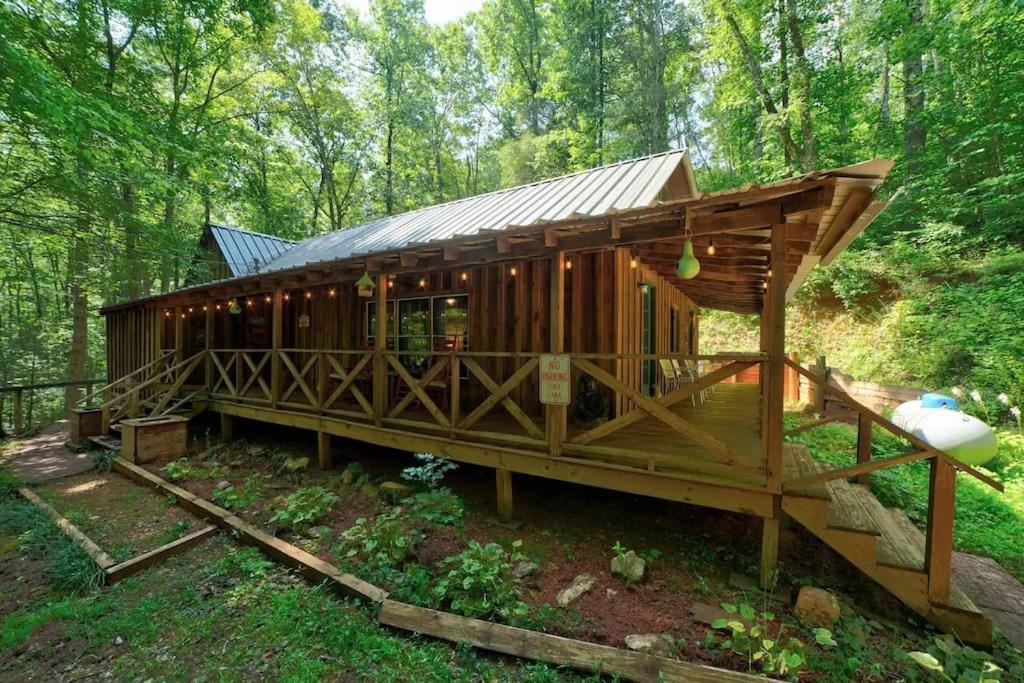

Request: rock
left=611, top=550, right=646, bottom=583
left=557, top=574, right=597, bottom=606
left=341, top=462, right=365, bottom=485
left=360, top=483, right=378, bottom=499
left=378, top=481, right=412, bottom=503
left=513, top=561, right=539, bottom=580
left=624, top=633, right=673, bottom=657
left=114, top=636, right=123, bottom=646
left=247, top=446, right=267, bottom=457
left=794, top=587, right=841, bottom=628
left=605, top=588, right=618, bottom=599
left=215, top=480, right=231, bottom=490
left=306, top=525, right=332, bottom=540
left=282, top=456, right=309, bottom=472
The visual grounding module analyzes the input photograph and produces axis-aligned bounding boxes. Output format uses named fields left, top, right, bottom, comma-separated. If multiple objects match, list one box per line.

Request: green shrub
left=91, top=449, right=116, bottom=473
left=46, top=539, right=104, bottom=592
left=161, top=458, right=195, bottom=482
left=340, top=507, right=421, bottom=568
left=269, top=486, right=338, bottom=530
left=401, top=453, right=457, bottom=489
left=0, top=469, right=21, bottom=499
left=433, top=540, right=528, bottom=622
left=907, top=635, right=1011, bottom=682
left=407, top=489, right=463, bottom=527
left=212, top=475, right=266, bottom=510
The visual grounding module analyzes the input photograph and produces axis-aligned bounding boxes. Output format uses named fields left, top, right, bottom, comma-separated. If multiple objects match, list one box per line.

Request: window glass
left=398, top=298, right=431, bottom=373
left=433, top=295, right=469, bottom=351
left=365, top=301, right=396, bottom=345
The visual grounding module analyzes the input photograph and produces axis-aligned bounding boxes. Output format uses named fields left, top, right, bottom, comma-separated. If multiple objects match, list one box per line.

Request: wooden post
left=173, top=306, right=184, bottom=366
left=271, top=288, right=283, bottom=409
left=811, top=356, right=826, bottom=413
left=13, top=388, right=23, bottom=435
left=496, top=468, right=514, bottom=522
left=925, top=458, right=956, bottom=604
left=760, top=514, right=781, bottom=589
left=764, top=224, right=786, bottom=492
left=204, top=303, right=214, bottom=391
left=317, top=431, right=332, bottom=470
left=786, top=351, right=799, bottom=402
left=450, top=355, right=461, bottom=437
left=856, top=414, right=872, bottom=486
left=546, top=251, right=567, bottom=457
left=220, top=412, right=233, bottom=441
left=101, top=386, right=111, bottom=435
left=316, top=352, right=327, bottom=412
left=373, top=274, right=388, bottom=426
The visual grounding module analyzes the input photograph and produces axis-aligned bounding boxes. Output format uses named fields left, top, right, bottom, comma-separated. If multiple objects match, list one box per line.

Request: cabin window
left=432, top=294, right=468, bottom=351
left=398, top=297, right=431, bottom=373
left=364, top=293, right=470, bottom=376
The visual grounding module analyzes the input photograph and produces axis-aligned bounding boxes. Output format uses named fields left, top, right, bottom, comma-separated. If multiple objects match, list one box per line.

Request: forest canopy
left=1, top=0, right=1023, bottom=423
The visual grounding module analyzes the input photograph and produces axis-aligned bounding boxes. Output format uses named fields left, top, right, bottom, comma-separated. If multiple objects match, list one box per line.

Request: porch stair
left=781, top=443, right=991, bottom=646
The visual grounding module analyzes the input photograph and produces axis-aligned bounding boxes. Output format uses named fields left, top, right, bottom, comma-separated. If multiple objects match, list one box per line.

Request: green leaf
left=908, top=652, right=944, bottom=671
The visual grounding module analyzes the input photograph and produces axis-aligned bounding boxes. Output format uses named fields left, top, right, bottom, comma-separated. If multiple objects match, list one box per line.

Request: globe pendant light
left=676, top=239, right=701, bottom=279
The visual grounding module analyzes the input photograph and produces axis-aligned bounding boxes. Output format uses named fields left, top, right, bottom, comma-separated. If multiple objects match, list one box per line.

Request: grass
left=0, top=538, right=590, bottom=681
left=784, top=412, right=1024, bottom=580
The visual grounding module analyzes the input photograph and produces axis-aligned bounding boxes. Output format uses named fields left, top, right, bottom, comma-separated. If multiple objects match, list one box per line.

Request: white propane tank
left=891, top=398, right=997, bottom=467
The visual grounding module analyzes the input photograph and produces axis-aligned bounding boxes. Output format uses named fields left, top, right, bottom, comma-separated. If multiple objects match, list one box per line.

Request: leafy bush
left=212, top=475, right=266, bottom=509
left=907, top=635, right=1009, bottom=682
left=340, top=507, right=422, bottom=568
left=433, top=540, right=528, bottom=622
left=269, top=486, right=339, bottom=530
left=407, top=489, right=464, bottom=527
left=706, top=601, right=835, bottom=676
left=91, top=448, right=116, bottom=473
left=401, top=453, right=457, bottom=489
left=161, top=458, right=195, bottom=482
left=0, top=469, right=21, bottom=499
left=46, top=539, right=105, bottom=592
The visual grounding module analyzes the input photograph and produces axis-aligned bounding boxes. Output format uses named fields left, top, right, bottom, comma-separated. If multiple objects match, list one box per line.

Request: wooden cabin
left=87, top=150, right=1001, bottom=645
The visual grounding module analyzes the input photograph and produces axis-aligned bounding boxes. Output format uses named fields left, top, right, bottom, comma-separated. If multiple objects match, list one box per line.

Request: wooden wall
left=105, top=306, right=159, bottom=383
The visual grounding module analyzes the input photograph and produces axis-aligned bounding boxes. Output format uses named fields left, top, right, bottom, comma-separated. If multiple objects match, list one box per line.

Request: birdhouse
left=356, top=272, right=376, bottom=298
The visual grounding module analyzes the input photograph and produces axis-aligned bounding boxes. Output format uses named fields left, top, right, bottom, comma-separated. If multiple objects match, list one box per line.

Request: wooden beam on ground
left=378, top=600, right=759, bottom=682
left=105, top=525, right=218, bottom=584
left=112, top=457, right=386, bottom=603
left=19, top=487, right=116, bottom=569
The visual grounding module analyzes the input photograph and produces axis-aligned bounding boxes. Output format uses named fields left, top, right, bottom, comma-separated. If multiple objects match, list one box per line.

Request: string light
left=246, top=299, right=253, bottom=307
left=187, top=307, right=194, bottom=313
left=418, top=278, right=426, bottom=288
left=509, top=266, right=517, bottom=276
left=202, top=305, right=208, bottom=312
left=164, top=310, right=170, bottom=317
left=284, top=293, right=291, bottom=301
left=565, top=258, right=573, bottom=270
left=460, top=272, right=468, bottom=281
left=328, top=288, right=336, bottom=297
left=264, top=295, right=271, bottom=303
left=708, top=239, right=716, bottom=256
left=215, top=303, right=221, bottom=310
left=304, top=291, right=312, bottom=299
left=767, top=268, right=772, bottom=278
left=629, top=255, right=638, bottom=269
left=180, top=313, right=186, bottom=319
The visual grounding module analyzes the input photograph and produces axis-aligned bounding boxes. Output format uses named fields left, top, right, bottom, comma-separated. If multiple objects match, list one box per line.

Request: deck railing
left=780, top=357, right=1004, bottom=604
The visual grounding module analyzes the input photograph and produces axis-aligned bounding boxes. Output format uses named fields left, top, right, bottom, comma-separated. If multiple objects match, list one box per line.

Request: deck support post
left=856, top=414, right=872, bottom=486
left=204, top=303, right=214, bottom=391
left=496, top=468, right=514, bottom=522
left=317, top=431, right=332, bottom=470
left=373, top=274, right=388, bottom=426
left=220, top=413, right=233, bottom=441
left=762, top=224, right=786, bottom=492
left=760, top=498, right=782, bottom=589
left=546, top=251, right=567, bottom=457
left=925, top=458, right=956, bottom=604
left=173, top=305, right=184, bottom=367
left=271, top=288, right=283, bottom=409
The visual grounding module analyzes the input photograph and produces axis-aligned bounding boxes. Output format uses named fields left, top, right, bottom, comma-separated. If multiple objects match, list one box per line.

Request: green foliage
left=90, top=448, right=116, bottom=473
left=401, top=453, right=457, bottom=490
left=161, top=459, right=196, bottom=482
left=0, top=470, right=21, bottom=499
left=707, top=602, right=832, bottom=676
left=211, top=475, right=266, bottom=510
left=45, top=538, right=105, bottom=593
left=406, top=489, right=464, bottom=527
left=907, top=635, right=1007, bottom=682
left=340, top=507, right=422, bottom=569
left=433, top=540, right=528, bottom=623
left=268, top=486, right=338, bottom=530
left=0, top=499, right=102, bottom=592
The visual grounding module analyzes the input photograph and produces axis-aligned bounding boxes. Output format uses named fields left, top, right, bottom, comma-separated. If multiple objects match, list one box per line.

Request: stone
left=360, top=483, right=378, bottom=499
left=557, top=574, right=597, bottom=606
left=611, top=550, right=646, bottom=583
left=794, top=587, right=841, bottom=628
left=624, top=633, right=673, bottom=658
left=341, top=462, right=365, bottom=485
left=247, top=446, right=267, bottom=457
left=306, top=525, right=332, bottom=540
left=378, top=481, right=412, bottom=503
left=282, top=456, right=309, bottom=472
left=605, top=588, right=618, bottom=599
left=215, top=480, right=231, bottom=490
left=513, top=561, right=539, bottom=580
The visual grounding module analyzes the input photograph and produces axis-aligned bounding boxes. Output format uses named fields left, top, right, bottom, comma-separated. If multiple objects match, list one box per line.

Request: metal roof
left=262, top=149, right=691, bottom=273
left=207, top=223, right=297, bottom=277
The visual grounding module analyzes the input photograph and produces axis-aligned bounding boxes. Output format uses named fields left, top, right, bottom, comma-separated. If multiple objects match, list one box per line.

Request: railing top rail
left=211, top=348, right=273, bottom=353
left=784, top=356, right=1004, bottom=492
left=1, top=378, right=106, bottom=393
left=572, top=352, right=766, bottom=362
left=77, top=350, right=176, bottom=406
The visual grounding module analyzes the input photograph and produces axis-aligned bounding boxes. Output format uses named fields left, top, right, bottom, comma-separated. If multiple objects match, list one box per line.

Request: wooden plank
left=826, top=479, right=880, bottom=536
left=378, top=600, right=759, bottom=682
left=926, top=458, right=956, bottom=604
left=19, top=487, right=116, bottom=569
left=373, top=275, right=387, bottom=425
left=496, top=469, right=513, bottom=522
left=111, top=458, right=386, bottom=603
left=386, top=355, right=449, bottom=428
left=547, top=251, right=567, bottom=456
left=105, top=525, right=218, bottom=584
left=782, top=410, right=857, bottom=436
left=856, top=413, right=872, bottom=486
left=460, top=358, right=541, bottom=438
left=783, top=449, right=933, bottom=492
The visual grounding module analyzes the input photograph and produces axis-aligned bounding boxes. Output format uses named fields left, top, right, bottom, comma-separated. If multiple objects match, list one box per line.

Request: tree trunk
left=785, top=0, right=816, bottom=171
left=64, top=224, right=89, bottom=415
left=902, top=0, right=926, bottom=166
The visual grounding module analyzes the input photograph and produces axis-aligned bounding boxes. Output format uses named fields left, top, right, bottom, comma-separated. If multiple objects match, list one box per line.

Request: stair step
left=826, top=480, right=881, bottom=535
left=783, top=444, right=830, bottom=499
left=110, top=423, right=122, bottom=433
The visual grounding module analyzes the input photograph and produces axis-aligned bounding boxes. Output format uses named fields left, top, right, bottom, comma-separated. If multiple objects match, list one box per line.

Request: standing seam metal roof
left=261, top=149, right=689, bottom=273
left=208, top=223, right=297, bottom=277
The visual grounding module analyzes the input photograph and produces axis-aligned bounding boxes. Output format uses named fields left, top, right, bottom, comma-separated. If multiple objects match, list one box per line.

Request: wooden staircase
left=782, top=444, right=991, bottom=646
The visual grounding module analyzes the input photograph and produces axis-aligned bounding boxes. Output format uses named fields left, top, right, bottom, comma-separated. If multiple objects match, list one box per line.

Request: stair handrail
left=76, top=351, right=176, bottom=408
left=98, top=350, right=207, bottom=413
left=783, top=357, right=1003, bottom=492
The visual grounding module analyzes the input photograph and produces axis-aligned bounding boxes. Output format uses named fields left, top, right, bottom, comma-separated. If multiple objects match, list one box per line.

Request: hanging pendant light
left=356, top=271, right=376, bottom=298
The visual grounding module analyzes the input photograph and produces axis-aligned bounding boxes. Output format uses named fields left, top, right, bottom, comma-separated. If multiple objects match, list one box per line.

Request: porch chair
left=658, top=359, right=682, bottom=396
left=672, top=359, right=706, bottom=406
